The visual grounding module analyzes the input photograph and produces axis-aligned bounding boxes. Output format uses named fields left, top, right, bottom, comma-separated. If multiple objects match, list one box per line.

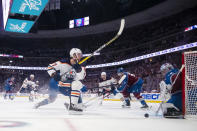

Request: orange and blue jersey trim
left=58, top=81, right=71, bottom=87
left=71, top=90, right=80, bottom=97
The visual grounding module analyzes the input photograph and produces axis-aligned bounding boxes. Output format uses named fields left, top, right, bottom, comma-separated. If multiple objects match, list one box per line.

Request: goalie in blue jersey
left=159, top=63, right=183, bottom=118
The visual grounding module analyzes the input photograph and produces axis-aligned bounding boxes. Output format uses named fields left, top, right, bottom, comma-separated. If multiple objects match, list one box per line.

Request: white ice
left=0, top=97, right=196, bottom=131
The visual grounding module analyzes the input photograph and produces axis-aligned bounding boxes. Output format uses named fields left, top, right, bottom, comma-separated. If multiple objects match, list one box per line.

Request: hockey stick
left=79, top=19, right=125, bottom=65
left=64, top=19, right=125, bottom=109
left=156, top=65, right=185, bottom=115
left=83, top=92, right=112, bottom=107
left=86, top=84, right=118, bottom=90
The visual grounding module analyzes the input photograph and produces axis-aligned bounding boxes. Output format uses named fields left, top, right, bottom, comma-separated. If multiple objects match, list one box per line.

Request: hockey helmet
left=30, top=74, right=35, bottom=78
left=160, top=63, right=174, bottom=72
left=117, top=67, right=124, bottom=74
left=70, top=48, right=82, bottom=58
left=101, top=72, right=106, bottom=76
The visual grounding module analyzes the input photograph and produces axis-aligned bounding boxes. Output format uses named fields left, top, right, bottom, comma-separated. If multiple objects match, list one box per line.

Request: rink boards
left=0, top=93, right=168, bottom=103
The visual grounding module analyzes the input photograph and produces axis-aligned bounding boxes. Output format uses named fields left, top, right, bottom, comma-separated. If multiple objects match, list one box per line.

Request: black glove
left=53, top=72, right=61, bottom=81
left=72, top=63, right=82, bottom=73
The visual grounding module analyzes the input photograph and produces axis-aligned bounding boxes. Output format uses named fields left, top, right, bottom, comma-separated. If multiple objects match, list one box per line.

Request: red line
left=64, top=119, right=78, bottom=131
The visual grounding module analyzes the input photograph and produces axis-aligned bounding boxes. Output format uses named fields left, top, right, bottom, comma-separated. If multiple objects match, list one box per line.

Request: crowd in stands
left=0, top=51, right=186, bottom=94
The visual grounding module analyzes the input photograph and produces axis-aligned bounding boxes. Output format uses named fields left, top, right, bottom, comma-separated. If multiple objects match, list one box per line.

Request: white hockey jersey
left=21, top=78, right=36, bottom=89
left=99, top=76, right=117, bottom=91
left=47, top=59, right=86, bottom=82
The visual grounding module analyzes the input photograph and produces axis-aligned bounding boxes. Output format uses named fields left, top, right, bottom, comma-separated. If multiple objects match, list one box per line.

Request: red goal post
left=182, top=51, right=197, bottom=118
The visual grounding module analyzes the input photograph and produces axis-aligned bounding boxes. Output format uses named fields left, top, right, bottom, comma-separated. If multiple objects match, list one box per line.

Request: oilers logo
left=61, top=69, right=76, bottom=82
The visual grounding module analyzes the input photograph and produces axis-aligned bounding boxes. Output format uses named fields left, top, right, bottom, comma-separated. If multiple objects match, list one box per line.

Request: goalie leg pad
left=167, top=92, right=182, bottom=111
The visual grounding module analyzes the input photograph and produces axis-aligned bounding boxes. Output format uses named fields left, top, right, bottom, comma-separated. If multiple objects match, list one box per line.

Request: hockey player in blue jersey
left=117, top=67, right=148, bottom=108
left=159, top=63, right=183, bottom=118
left=34, top=48, right=87, bottom=112
left=4, top=76, right=15, bottom=100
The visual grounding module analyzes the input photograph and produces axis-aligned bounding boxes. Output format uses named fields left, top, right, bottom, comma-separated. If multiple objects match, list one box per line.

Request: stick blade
left=117, top=19, right=125, bottom=35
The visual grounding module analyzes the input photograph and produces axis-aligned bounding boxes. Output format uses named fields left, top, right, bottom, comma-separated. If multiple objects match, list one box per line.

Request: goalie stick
left=156, top=65, right=185, bottom=115
left=79, top=19, right=125, bottom=65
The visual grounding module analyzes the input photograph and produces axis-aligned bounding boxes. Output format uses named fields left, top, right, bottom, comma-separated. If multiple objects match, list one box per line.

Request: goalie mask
left=160, top=63, right=174, bottom=74
left=70, top=48, right=83, bottom=61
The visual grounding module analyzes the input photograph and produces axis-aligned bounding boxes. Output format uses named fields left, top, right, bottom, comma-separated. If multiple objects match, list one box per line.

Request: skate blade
left=122, top=106, right=131, bottom=108
left=68, top=110, right=83, bottom=115
left=141, top=105, right=152, bottom=110
left=164, top=115, right=184, bottom=119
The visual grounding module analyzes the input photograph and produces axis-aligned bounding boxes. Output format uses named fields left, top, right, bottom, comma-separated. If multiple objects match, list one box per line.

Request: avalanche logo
left=9, top=22, right=27, bottom=32
left=19, top=0, right=42, bottom=13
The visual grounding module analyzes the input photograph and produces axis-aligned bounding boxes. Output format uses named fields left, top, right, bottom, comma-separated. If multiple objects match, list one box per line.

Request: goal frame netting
left=182, top=51, right=197, bottom=119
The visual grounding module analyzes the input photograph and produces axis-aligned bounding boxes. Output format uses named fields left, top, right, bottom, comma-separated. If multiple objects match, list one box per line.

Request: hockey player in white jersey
left=34, top=48, right=86, bottom=112
left=18, top=74, right=37, bottom=102
left=98, top=72, right=117, bottom=105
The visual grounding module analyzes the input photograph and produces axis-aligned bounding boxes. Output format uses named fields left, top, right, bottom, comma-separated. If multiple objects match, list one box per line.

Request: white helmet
left=101, top=72, right=106, bottom=76
left=30, top=74, right=35, bottom=78
left=70, top=48, right=82, bottom=58
left=160, top=63, right=174, bottom=72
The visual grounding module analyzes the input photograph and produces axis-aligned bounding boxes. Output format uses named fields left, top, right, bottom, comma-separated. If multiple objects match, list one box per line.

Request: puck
left=144, top=113, right=149, bottom=118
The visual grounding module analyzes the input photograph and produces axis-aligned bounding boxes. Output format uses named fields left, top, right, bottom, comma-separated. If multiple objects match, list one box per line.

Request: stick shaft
left=79, top=19, right=125, bottom=65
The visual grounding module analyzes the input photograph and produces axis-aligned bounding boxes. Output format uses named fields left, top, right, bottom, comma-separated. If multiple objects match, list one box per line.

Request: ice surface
left=0, top=97, right=196, bottom=131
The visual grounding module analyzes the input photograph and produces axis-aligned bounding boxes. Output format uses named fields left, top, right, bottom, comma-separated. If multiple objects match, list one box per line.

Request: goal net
left=183, top=51, right=197, bottom=118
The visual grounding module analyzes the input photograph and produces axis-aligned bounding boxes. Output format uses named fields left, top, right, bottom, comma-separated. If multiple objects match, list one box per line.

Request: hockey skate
left=33, top=103, right=42, bottom=109
left=141, top=104, right=149, bottom=109
left=64, top=102, right=69, bottom=109
left=33, top=103, right=39, bottom=109
left=29, top=96, right=34, bottom=102
left=68, top=104, right=83, bottom=112
left=163, top=108, right=184, bottom=119
left=121, top=100, right=130, bottom=108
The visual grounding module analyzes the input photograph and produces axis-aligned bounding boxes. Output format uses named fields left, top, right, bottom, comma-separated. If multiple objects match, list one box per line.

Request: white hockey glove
left=17, top=92, right=20, bottom=96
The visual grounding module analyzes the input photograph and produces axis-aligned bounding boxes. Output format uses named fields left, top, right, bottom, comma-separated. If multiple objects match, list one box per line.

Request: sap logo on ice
left=141, top=94, right=160, bottom=100
left=9, top=22, right=27, bottom=32
left=19, top=0, right=42, bottom=13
